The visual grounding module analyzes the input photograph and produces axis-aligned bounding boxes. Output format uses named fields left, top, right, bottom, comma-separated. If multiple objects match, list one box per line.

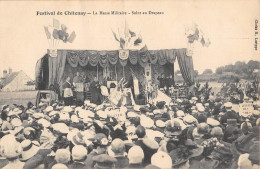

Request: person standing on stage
left=90, top=76, right=103, bottom=105
left=73, top=72, right=84, bottom=106
left=157, top=73, right=168, bottom=94
left=63, top=76, right=73, bottom=106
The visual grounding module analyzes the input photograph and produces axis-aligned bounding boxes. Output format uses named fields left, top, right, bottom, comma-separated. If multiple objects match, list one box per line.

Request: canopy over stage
left=35, top=48, right=195, bottom=93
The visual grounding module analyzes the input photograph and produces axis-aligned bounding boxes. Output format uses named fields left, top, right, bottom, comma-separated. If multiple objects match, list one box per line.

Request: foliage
left=202, top=69, right=213, bottom=75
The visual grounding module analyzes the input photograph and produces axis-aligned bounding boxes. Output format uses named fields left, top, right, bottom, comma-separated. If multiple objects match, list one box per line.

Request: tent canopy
left=35, top=48, right=195, bottom=90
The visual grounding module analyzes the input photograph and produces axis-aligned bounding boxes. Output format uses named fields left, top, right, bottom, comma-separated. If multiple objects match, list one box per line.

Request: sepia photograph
left=0, top=0, right=259, bottom=168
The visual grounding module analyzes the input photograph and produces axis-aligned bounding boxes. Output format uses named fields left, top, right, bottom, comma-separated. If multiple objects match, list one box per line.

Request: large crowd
left=0, top=82, right=259, bottom=169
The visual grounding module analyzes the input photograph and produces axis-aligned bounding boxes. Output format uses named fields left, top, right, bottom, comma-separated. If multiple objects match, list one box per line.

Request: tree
left=193, top=70, right=199, bottom=78
left=202, top=69, right=213, bottom=75
left=216, top=66, right=224, bottom=74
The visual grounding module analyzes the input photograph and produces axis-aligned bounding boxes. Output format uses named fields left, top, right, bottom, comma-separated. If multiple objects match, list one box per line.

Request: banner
left=239, top=102, right=253, bottom=117
left=119, top=49, right=129, bottom=60
left=75, top=83, right=84, bottom=92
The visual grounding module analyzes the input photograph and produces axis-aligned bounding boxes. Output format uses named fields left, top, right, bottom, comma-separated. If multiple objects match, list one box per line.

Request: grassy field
left=0, top=90, right=38, bottom=107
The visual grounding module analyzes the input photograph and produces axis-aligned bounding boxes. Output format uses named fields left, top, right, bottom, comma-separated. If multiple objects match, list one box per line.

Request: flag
left=200, top=36, right=205, bottom=46
left=140, top=45, right=148, bottom=52
left=129, top=29, right=136, bottom=37
left=68, top=31, right=76, bottom=43
left=187, top=34, right=196, bottom=43
left=194, top=28, right=199, bottom=40
left=53, top=18, right=60, bottom=29
left=44, top=26, right=51, bottom=39
left=134, top=37, right=142, bottom=46
left=205, top=38, right=211, bottom=47
left=120, top=38, right=125, bottom=49
left=124, top=21, right=130, bottom=39
left=112, top=31, right=119, bottom=42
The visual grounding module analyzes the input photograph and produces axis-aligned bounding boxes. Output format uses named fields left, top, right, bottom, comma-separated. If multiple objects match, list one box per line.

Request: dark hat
left=165, top=120, right=182, bottom=137
left=93, top=154, right=117, bottom=169
left=156, top=101, right=166, bottom=109
left=169, top=145, right=203, bottom=167
left=90, top=133, right=109, bottom=146
left=197, top=114, right=207, bottom=123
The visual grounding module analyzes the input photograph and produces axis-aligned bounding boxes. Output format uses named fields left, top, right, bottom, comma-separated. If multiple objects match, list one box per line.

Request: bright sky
left=0, top=0, right=259, bottom=80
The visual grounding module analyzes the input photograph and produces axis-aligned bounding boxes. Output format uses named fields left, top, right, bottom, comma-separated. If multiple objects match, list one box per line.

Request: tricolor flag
left=112, top=31, right=119, bottom=42
left=44, top=26, right=51, bottom=39
left=68, top=31, right=76, bottom=43
left=120, top=38, right=125, bottom=49
left=53, top=18, right=60, bottom=29
left=134, top=36, right=142, bottom=46
left=129, top=29, right=136, bottom=37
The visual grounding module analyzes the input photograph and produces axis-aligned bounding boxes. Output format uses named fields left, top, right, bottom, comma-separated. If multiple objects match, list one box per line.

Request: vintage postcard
left=0, top=0, right=259, bottom=169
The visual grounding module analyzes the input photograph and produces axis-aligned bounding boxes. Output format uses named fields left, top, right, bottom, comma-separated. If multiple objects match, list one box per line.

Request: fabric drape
left=48, top=57, right=57, bottom=87
left=56, top=50, right=67, bottom=86
left=35, top=58, right=42, bottom=90
left=176, top=48, right=195, bottom=86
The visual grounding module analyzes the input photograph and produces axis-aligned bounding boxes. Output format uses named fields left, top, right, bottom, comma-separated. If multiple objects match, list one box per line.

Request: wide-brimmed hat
left=21, top=139, right=39, bottom=161
left=165, top=120, right=182, bottom=136
left=38, top=118, right=51, bottom=128
left=151, top=151, right=172, bottom=169
left=140, top=115, right=154, bottom=128
left=71, top=131, right=86, bottom=146
left=44, top=106, right=53, bottom=113
left=169, top=144, right=203, bottom=167
left=52, top=123, right=69, bottom=134
left=89, top=133, right=109, bottom=146
left=0, top=134, right=22, bottom=158
left=72, top=145, right=88, bottom=161
left=11, top=118, right=22, bottom=127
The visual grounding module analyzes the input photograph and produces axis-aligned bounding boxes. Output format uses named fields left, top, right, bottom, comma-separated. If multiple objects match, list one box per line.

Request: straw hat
left=21, top=139, right=39, bottom=161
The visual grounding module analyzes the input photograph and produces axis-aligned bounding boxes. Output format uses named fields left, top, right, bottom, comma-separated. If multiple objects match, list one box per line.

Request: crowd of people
left=0, top=81, right=259, bottom=169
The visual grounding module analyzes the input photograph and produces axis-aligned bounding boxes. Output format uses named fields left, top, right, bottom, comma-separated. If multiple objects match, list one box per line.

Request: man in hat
left=84, top=133, right=109, bottom=168
left=69, top=145, right=88, bottom=169
left=220, top=102, right=240, bottom=125
left=127, top=146, right=145, bottom=168
left=135, top=125, right=159, bottom=165
left=73, top=72, right=84, bottom=106
left=110, top=138, right=129, bottom=168
left=0, top=134, right=24, bottom=169
left=92, top=154, right=117, bottom=169
left=90, top=76, right=103, bottom=105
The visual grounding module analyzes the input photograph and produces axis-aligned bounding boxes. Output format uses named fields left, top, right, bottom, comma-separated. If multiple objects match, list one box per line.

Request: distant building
left=0, top=69, right=34, bottom=92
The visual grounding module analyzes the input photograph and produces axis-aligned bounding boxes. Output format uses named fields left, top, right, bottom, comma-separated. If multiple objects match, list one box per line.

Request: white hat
left=44, top=106, right=53, bottom=113
left=8, top=108, right=22, bottom=116
left=59, top=112, right=70, bottom=121
left=67, top=128, right=79, bottom=141
left=84, top=100, right=90, bottom=105
left=85, top=110, right=95, bottom=118
left=52, top=123, right=69, bottom=134
left=224, top=102, right=232, bottom=109
left=0, top=134, right=22, bottom=158
left=71, top=115, right=79, bottom=123
left=38, top=119, right=51, bottom=128
left=133, top=105, right=141, bottom=112
left=196, top=103, right=203, bottom=107
left=156, top=120, right=166, bottom=128
left=127, top=111, right=139, bottom=118
left=192, top=97, right=198, bottom=101
left=176, top=110, right=185, bottom=118
left=128, top=146, right=144, bottom=164
left=176, top=99, right=182, bottom=103
left=49, top=111, right=58, bottom=117
left=63, top=106, right=73, bottom=112
left=120, top=106, right=128, bottom=114
left=97, top=110, right=107, bottom=119
left=72, top=145, right=88, bottom=161
left=253, top=110, right=260, bottom=116
left=11, top=118, right=22, bottom=127
left=21, top=139, right=39, bottom=161
left=51, top=164, right=68, bottom=169
left=183, top=114, right=197, bottom=125
left=55, top=149, right=71, bottom=164
left=197, top=105, right=205, bottom=112
left=140, top=115, right=154, bottom=128
left=153, top=109, right=162, bottom=115
left=33, top=113, right=44, bottom=119
left=207, top=118, right=220, bottom=127
left=151, top=151, right=172, bottom=169
left=82, top=117, right=93, bottom=124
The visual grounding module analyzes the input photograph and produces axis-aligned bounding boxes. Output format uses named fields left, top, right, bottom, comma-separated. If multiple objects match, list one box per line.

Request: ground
left=0, top=90, right=38, bottom=107
left=0, top=82, right=223, bottom=107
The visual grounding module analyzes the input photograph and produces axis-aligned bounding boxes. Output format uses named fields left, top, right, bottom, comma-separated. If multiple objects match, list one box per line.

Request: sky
left=0, top=0, right=259, bottom=80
